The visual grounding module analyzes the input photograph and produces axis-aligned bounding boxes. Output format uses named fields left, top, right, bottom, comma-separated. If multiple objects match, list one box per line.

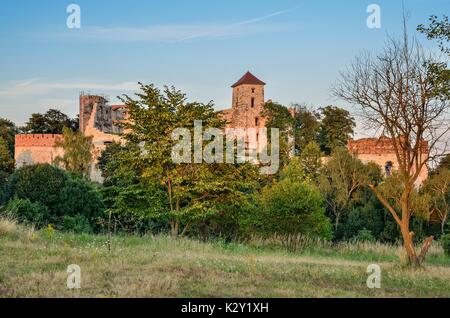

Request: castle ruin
left=14, top=71, right=429, bottom=183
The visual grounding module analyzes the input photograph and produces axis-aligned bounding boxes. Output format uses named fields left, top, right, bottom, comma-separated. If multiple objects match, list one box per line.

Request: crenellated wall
left=15, top=134, right=64, bottom=168
left=347, top=136, right=429, bottom=185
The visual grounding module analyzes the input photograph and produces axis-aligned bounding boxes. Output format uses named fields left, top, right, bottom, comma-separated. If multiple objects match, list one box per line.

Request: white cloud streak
left=50, top=8, right=295, bottom=43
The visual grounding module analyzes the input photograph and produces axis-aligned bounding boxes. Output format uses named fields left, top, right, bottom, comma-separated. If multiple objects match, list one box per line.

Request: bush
left=0, top=171, right=9, bottom=205
left=62, top=215, right=93, bottom=234
left=351, top=228, right=376, bottom=243
left=3, top=197, right=49, bottom=227
left=253, top=179, right=333, bottom=242
left=4, top=164, right=106, bottom=233
left=441, top=234, right=450, bottom=256
left=5, top=164, right=69, bottom=213
left=56, top=178, right=106, bottom=231
left=105, top=182, right=169, bottom=234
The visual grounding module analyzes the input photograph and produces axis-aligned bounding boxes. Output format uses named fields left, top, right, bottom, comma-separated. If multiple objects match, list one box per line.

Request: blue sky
left=0, top=0, right=448, bottom=136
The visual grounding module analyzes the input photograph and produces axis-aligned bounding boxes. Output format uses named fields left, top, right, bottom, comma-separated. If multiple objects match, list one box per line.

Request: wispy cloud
left=0, top=79, right=139, bottom=97
left=49, top=8, right=296, bottom=43
left=172, top=9, right=294, bottom=43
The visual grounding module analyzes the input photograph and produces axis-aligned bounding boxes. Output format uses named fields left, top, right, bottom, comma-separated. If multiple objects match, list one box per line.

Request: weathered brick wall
left=82, top=98, right=124, bottom=182
left=347, top=137, right=429, bottom=185
left=15, top=134, right=64, bottom=168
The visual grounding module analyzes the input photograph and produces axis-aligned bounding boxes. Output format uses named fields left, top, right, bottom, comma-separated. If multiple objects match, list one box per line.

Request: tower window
left=255, top=117, right=259, bottom=126
left=251, top=98, right=255, bottom=108
left=252, top=88, right=255, bottom=93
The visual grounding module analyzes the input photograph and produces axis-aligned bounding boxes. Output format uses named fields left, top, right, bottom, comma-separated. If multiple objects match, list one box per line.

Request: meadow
left=1, top=217, right=450, bottom=298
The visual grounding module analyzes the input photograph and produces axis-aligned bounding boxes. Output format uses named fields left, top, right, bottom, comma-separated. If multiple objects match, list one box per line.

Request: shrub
left=106, top=182, right=169, bottom=233
left=5, top=164, right=69, bottom=213
left=62, top=215, right=93, bottom=234
left=441, top=233, right=450, bottom=256
left=3, top=197, right=49, bottom=227
left=351, top=228, right=376, bottom=243
left=253, top=179, right=333, bottom=243
left=4, top=164, right=106, bottom=233
left=0, top=171, right=9, bottom=205
left=56, top=178, right=106, bottom=232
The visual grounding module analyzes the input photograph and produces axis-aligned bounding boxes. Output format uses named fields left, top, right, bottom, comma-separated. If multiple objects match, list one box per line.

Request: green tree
left=299, top=141, right=322, bottom=182
left=292, top=105, right=320, bottom=154
left=261, top=101, right=294, bottom=168
left=56, top=178, right=106, bottom=233
left=318, top=106, right=355, bottom=155
left=22, top=109, right=78, bottom=134
left=418, top=15, right=450, bottom=55
left=5, top=164, right=69, bottom=217
left=417, top=16, right=450, bottom=101
left=279, top=156, right=306, bottom=183
left=422, top=169, right=450, bottom=235
left=107, top=181, right=169, bottom=233
left=4, top=164, right=105, bottom=231
left=54, top=127, right=94, bottom=178
left=97, top=141, right=124, bottom=180
left=0, top=117, right=18, bottom=155
left=117, top=83, right=259, bottom=237
left=254, top=178, right=332, bottom=243
left=319, top=148, right=380, bottom=233
left=0, top=137, right=14, bottom=174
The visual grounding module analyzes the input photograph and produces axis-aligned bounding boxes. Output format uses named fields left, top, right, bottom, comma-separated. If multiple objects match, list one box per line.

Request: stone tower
left=230, top=71, right=266, bottom=129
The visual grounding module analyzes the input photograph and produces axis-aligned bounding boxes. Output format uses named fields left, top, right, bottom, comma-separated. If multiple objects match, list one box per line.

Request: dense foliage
left=1, top=164, right=105, bottom=233
left=21, top=109, right=79, bottom=134
left=1, top=79, right=448, bottom=250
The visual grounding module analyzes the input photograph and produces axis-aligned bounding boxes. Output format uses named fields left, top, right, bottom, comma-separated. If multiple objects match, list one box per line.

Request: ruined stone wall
left=81, top=97, right=125, bottom=182
left=15, top=134, right=64, bottom=168
left=347, top=137, right=429, bottom=185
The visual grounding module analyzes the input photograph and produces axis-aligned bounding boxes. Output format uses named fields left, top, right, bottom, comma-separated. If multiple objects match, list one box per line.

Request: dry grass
left=0, top=217, right=35, bottom=241
left=0, top=228, right=450, bottom=298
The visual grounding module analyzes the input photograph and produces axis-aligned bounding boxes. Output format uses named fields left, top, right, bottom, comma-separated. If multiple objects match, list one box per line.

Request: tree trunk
left=418, top=236, right=434, bottom=264
left=400, top=223, right=419, bottom=266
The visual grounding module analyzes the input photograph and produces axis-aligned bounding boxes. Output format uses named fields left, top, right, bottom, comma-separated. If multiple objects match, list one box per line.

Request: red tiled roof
left=231, top=71, right=266, bottom=88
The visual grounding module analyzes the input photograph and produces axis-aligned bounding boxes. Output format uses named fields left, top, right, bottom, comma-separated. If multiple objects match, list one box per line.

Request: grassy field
left=1, top=218, right=450, bottom=298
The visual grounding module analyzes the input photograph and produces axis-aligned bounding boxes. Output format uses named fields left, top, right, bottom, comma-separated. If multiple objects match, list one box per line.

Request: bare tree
left=333, top=32, right=449, bottom=266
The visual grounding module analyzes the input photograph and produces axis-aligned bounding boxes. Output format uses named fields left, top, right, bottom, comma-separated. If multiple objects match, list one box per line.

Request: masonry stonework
left=15, top=134, right=64, bottom=168
left=348, top=136, right=429, bottom=185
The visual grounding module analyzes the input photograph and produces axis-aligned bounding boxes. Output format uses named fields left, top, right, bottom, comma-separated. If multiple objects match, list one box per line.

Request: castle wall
left=348, top=137, right=429, bottom=185
left=80, top=96, right=124, bottom=182
left=15, top=134, right=64, bottom=168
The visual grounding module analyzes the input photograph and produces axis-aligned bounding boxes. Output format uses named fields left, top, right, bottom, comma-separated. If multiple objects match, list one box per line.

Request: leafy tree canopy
left=318, top=106, right=355, bottom=155
left=21, top=109, right=78, bottom=134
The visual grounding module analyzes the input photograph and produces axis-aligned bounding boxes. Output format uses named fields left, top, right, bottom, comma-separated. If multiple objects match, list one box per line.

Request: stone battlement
left=15, top=134, right=63, bottom=147
left=348, top=136, right=428, bottom=155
